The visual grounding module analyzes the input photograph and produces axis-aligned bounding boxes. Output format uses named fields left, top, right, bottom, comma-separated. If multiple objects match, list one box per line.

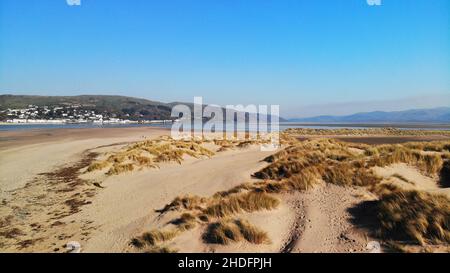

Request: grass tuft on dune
left=86, top=137, right=215, bottom=175
left=370, top=147, right=443, bottom=176
left=204, top=192, right=280, bottom=218
left=376, top=190, right=450, bottom=245
left=106, top=163, right=134, bottom=175
left=255, top=138, right=450, bottom=193
left=203, top=218, right=269, bottom=245
left=156, top=195, right=207, bottom=214
left=131, top=229, right=179, bottom=247
left=170, top=213, right=197, bottom=231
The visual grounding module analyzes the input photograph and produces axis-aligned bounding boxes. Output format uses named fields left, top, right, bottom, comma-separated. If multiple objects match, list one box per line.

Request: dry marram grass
left=128, top=132, right=450, bottom=252
left=376, top=190, right=450, bottom=245
left=86, top=137, right=215, bottom=175
left=203, top=218, right=270, bottom=245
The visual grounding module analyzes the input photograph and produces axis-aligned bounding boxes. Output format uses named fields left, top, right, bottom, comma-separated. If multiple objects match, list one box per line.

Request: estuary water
left=1, top=122, right=449, bottom=132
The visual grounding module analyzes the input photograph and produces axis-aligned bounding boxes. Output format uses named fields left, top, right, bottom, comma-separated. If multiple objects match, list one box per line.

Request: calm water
left=1, top=122, right=449, bottom=132
left=0, top=123, right=172, bottom=131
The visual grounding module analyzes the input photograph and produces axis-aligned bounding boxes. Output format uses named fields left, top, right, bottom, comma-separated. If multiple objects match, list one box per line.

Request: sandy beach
left=0, top=128, right=449, bottom=253
left=0, top=127, right=279, bottom=252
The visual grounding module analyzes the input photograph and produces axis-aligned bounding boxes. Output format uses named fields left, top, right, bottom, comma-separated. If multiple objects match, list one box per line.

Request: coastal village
left=0, top=104, right=173, bottom=124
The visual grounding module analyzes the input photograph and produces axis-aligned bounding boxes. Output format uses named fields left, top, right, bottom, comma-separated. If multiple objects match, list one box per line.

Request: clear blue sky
left=0, top=0, right=449, bottom=117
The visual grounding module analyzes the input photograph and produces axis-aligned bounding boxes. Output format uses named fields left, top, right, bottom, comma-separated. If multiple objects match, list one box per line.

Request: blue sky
left=0, top=0, right=449, bottom=117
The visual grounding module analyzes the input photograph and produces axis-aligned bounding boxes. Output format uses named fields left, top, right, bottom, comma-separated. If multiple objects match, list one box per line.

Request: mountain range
left=0, top=94, right=279, bottom=122
left=1, top=95, right=449, bottom=123
left=288, top=107, right=450, bottom=123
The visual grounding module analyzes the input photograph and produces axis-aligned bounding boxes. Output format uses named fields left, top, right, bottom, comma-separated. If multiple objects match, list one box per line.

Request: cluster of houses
left=2, top=104, right=138, bottom=124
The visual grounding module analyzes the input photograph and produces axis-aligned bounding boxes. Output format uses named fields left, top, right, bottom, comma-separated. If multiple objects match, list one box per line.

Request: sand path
left=286, top=184, right=372, bottom=253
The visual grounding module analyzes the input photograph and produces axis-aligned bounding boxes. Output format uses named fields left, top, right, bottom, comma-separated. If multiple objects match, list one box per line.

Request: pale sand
left=0, top=128, right=169, bottom=194
left=0, top=128, right=171, bottom=252
left=1, top=129, right=448, bottom=253
left=80, top=146, right=274, bottom=252
left=163, top=184, right=376, bottom=254
left=287, top=184, right=374, bottom=253
left=373, top=163, right=450, bottom=198
left=150, top=200, right=295, bottom=253
left=0, top=128, right=281, bottom=252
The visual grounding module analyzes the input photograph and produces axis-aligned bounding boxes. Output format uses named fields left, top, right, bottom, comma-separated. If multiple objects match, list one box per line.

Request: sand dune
left=1, top=128, right=449, bottom=253
left=80, top=145, right=274, bottom=252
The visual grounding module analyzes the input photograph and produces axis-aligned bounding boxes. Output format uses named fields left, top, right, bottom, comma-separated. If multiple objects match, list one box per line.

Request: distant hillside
left=288, top=107, right=450, bottom=123
left=0, top=94, right=174, bottom=121
left=0, top=94, right=284, bottom=122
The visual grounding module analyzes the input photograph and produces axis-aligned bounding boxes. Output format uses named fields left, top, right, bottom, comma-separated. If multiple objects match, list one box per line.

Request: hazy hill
left=288, top=107, right=450, bottom=123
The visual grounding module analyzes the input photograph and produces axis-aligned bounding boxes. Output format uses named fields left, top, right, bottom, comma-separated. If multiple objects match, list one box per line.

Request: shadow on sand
left=439, top=160, right=450, bottom=188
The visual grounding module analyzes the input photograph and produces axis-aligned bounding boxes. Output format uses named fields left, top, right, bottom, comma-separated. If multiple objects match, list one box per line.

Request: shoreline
left=0, top=121, right=173, bottom=125
left=0, top=126, right=171, bottom=150
left=2, top=122, right=450, bottom=130
left=2, top=126, right=450, bottom=150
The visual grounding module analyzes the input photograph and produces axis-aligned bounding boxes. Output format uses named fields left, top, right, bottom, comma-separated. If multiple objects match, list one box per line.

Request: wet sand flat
left=0, top=127, right=170, bottom=149
left=298, top=135, right=450, bottom=145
